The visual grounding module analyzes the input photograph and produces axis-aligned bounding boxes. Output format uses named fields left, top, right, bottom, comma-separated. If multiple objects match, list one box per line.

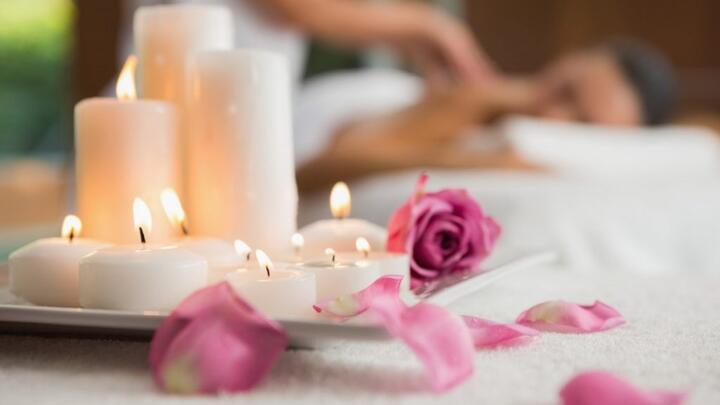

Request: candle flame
left=116, top=55, right=138, bottom=101
left=160, top=188, right=187, bottom=235
left=61, top=215, right=82, bottom=242
left=355, top=237, right=371, bottom=257
left=330, top=181, right=351, bottom=219
left=133, top=197, right=152, bottom=243
left=234, top=239, right=252, bottom=261
left=324, top=248, right=336, bottom=264
left=291, top=233, right=304, bottom=249
left=255, top=249, right=273, bottom=278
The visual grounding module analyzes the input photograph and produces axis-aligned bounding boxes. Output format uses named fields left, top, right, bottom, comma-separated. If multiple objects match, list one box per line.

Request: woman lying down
left=296, top=41, right=676, bottom=191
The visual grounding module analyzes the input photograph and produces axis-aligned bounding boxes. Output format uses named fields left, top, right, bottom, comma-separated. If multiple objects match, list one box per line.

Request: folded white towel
left=503, top=116, right=720, bottom=179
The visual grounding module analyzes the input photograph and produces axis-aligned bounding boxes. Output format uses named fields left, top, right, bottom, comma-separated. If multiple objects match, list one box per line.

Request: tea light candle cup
left=293, top=248, right=381, bottom=301
left=337, top=237, right=411, bottom=295
left=299, top=182, right=387, bottom=256
left=226, top=250, right=316, bottom=319
left=9, top=215, right=110, bottom=307
left=78, top=198, right=207, bottom=311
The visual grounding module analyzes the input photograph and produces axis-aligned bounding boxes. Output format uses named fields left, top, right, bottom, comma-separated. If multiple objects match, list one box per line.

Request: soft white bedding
left=300, top=170, right=720, bottom=274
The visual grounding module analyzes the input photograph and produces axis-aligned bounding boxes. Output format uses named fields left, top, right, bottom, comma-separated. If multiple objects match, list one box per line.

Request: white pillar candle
left=226, top=250, right=316, bottom=319
left=9, top=215, right=109, bottom=307
left=134, top=4, right=233, bottom=196
left=294, top=249, right=381, bottom=301
left=187, top=50, right=298, bottom=256
left=160, top=188, right=245, bottom=284
left=78, top=198, right=207, bottom=311
left=75, top=56, right=178, bottom=244
left=299, top=182, right=387, bottom=255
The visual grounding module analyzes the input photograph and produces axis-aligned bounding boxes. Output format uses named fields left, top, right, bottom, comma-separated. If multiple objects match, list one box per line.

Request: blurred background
left=1, top=0, right=719, bottom=259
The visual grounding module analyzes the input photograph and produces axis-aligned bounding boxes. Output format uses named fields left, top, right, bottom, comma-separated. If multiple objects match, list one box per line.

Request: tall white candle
left=187, top=50, right=298, bottom=256
left=9, top=215, right=109, bottom=307
left=75, top=56, right=178, bottom=244
left=79, top=198, right=207, bottom=311
left=134, top=4, right=233, bottom=196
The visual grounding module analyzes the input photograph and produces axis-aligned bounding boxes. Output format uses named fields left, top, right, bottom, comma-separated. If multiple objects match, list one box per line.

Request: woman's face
left=533, top=51, right=643, bottom=126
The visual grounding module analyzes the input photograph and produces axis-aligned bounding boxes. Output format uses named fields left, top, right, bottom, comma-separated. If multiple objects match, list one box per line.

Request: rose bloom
left=387, top=174, right=500, bottom=287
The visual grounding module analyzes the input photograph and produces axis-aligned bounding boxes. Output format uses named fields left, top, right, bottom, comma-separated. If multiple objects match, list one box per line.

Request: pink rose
left=387, top=173, right=500, bottom=287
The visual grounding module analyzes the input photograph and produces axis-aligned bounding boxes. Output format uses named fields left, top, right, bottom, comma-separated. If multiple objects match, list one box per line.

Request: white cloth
left=1, top=266, right=719, bottom=404
left=503, top=116, right=720, bottom=180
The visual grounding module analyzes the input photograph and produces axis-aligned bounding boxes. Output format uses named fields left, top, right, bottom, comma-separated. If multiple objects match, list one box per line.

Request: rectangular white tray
left=0, top=252, right=555, bottom=348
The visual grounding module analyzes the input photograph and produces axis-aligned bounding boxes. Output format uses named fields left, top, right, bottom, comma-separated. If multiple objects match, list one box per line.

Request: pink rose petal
left=516, top=300, right=625, bottom=333
left=369, top=295, right=475, bottom=393
left=560, top=371, right=687, bottom=405
left=462, top=316, right=539, bottom=348
left=150, top=282, right=288, bottom=394
left=313, top=275, right=403, bottom=320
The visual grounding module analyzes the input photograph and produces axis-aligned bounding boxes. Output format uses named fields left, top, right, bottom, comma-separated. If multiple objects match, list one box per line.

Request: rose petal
left=313, top=275, right=403, bottom=320
left=369, top=296, right=475, bottom=393
left=516, top=300, right=625, bottom=333
left=386, top=173, right=428, bottom=253
left=150, top=282, right=288, bottom=394
left=560, top=371, right=687, bottom=405
left=462, top=316, right=539, bottom=348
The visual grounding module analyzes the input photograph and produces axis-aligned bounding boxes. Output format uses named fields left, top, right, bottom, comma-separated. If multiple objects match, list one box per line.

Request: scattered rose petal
left=150, top=282, right=288, bottom=394
left=560, top=371, right=687, bottom=405
left=369, top=295, right=475, bottom=393
left=313, top=275, right=403, bottom=319
left=314, top=275, right=474, bottom=392
left=462, top=316, right=539, bottom=348
left=516, top=300, right=625, bottom=333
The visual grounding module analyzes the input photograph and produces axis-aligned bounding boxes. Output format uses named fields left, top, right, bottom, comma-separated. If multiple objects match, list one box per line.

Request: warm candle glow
left=116, top=55, right=138, bottom=101
left=324, top=248, right=337, bottom=264
left=255, top=249, right=273, bottom=278
left=133, top=197, right=152, bottom=244
left=330, top=182, right=351, bottom=219
left=160, top=188, right=188, bottom=235
left=355, top=237, right=370, bottom=258
left=61, top=215, right=82, bottom=242
left=234, top=239, right=251, bottom=261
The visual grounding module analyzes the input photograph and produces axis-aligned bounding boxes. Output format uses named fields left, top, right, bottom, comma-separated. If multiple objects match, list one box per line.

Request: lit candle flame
left=324, top=248, right=336, bottom=264
left=116, top=55, right=138, bottom=101
left=330, top=182, right=351, bottom=219
left=61, top=215, right=82, bottom=242
left=133, top=197, right=152, bottom=245
left=291, top=233, right=304, bottom=257
left=355, top=237, right=370, bottom=259
left=160, top=188, right=188, bottom=235
left=255, top=249, right=273, bottom=278
left=234, top=240, right=252, bottom=262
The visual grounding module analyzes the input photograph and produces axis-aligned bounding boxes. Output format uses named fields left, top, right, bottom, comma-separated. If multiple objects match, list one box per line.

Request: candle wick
left=265, top=265, right=270, bottom=278
left=139, top=227, right=146, bottom=245
left=180, top=222, right=189, bottom=236
left=246, top=252, right=251, bottom=262
left=331, top=254, right=336, bottom=264
left=68, top=228, right=75, bottom=243
left=363, top=251, right=368, bottom=259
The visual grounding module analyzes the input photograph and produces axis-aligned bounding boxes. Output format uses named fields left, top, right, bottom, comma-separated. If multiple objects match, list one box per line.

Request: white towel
left=503, top=116, right=720, bottom=179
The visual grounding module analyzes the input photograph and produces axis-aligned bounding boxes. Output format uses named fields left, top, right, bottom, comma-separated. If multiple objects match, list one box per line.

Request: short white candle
left=226, top=250, right=316, bottom=319
left=75, top=56, right=178, bottom=244
left=78, top=198, right=207, bottom=311
left=338, top=237, right=411, bottom=295
left=160, top=188, right=245, bottom=284
left=299, top=182, right=387, bottom=256
left=9, top=215, right=109, bottom=307
left=294, top=248, right=381, bottom=301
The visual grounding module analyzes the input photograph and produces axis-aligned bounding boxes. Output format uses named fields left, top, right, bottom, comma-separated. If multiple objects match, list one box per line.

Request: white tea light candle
left=226, top=250, right=316, bottom=319
left=294, top=248, right=381, bottom=301
left=299, top=182, right=387, bottom=255
left=75, top=56, right=178, bottom=244
left=78, top=198, right=207, bottom=311
left=9, top=215, right=109, bottom=307
left=338, top=237, right=411, bottom=295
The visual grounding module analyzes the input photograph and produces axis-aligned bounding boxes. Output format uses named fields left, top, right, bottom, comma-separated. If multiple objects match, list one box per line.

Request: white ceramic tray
left=0, top=252, right=556, bottom=348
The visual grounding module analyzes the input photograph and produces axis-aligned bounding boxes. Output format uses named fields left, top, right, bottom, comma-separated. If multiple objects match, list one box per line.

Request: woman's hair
left=608, top=40, right=677, bottom=125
